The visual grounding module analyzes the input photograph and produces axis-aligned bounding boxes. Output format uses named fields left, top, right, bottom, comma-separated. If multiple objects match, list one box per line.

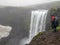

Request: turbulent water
left=0, top=25, right=12, bottom=39
left=21, top=10, right=48, bottom=45
left=26, top=10, right=48, bottom=44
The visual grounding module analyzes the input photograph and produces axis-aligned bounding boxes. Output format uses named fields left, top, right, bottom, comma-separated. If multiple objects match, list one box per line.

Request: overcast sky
left=0, top=0, right=59, bottom=7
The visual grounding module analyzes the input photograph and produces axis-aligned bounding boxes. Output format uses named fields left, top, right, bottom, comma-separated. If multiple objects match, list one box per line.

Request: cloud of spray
left=0, top=25, right=12, bottom=39
left=20, top=37, right=29, bottom=45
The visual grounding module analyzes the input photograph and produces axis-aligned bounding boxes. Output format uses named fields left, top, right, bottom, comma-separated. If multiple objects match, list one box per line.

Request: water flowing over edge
left=21, top=10, right=48, bottom=45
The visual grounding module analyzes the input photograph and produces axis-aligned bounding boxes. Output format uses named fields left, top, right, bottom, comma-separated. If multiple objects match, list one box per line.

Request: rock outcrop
left=28, top=31, right=60, bottom=45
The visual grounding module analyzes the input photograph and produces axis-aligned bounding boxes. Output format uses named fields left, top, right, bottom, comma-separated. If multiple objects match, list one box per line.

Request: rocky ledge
left=27, top=31, right=60, bottom=45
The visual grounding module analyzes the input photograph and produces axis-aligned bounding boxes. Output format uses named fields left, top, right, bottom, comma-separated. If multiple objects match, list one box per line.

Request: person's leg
left=54, top=27, right=57, bottom=32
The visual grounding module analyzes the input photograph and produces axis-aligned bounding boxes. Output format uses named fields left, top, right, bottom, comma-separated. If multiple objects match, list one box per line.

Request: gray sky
left=0, top=0, right=59, bottom=7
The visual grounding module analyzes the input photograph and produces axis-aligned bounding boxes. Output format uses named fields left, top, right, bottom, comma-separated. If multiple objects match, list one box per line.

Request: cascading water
left=27, top=10, right=48, bottom=44
left=23, top=10, right=48, bottom=45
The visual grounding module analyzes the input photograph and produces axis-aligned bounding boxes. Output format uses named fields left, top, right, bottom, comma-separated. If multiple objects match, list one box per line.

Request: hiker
left=51, top=15, right=59, bottom=32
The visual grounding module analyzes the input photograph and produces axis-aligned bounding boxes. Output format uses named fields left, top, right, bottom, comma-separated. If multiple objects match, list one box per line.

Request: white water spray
left=22, top=10, right=48, bottom=45
left=26, top=10, right=48, bottom=44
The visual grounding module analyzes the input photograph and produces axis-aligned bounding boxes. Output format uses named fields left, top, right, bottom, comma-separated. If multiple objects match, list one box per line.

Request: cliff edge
left=27, top=30, right=60, bottom=45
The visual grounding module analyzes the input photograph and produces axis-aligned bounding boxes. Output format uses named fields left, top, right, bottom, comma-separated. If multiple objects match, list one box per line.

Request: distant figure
left=51, top=15, right=59, bottom=32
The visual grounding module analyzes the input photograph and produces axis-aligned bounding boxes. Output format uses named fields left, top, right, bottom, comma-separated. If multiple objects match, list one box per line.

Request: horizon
left=0, top=0, right=59, bottom=7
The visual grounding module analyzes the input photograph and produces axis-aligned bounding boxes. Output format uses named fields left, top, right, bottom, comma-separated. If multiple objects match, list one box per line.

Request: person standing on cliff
left=51, top=15, right=59, bottom=32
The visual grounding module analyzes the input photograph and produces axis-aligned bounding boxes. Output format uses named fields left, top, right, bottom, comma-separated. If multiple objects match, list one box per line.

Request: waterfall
left=25, top=10, right=48, bottom=44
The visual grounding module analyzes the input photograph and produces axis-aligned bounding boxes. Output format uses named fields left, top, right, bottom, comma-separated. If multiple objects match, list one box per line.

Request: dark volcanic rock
left=28, top=31, right=60, bottom=45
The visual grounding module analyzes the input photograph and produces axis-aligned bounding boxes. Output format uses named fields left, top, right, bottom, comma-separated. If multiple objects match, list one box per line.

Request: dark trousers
left=54, top=28, right=57, bottom=32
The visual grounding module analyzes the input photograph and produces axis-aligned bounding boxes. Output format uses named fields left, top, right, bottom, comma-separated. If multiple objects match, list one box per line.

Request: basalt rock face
left=45, top=10, right=51, bottom=31
left=28, top=31, right=60, bottom=45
